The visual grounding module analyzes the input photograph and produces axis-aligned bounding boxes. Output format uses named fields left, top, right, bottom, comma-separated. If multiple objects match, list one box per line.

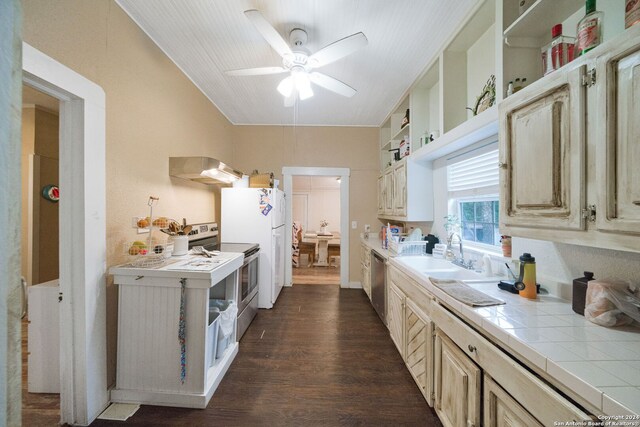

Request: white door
left=272, top=225, right=285, bottom=304
left=292, top=193, right=309, bottom=232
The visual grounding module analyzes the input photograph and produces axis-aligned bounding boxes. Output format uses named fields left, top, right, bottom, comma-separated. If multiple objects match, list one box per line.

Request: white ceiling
left=116, top=0, right=478, bottom=126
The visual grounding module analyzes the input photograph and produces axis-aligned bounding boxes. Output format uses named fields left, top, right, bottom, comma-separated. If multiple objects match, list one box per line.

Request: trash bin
left=209, top=299, right=238, bottom=359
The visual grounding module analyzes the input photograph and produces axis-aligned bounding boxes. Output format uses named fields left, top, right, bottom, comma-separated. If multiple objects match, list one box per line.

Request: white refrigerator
left=221, top=188, right=285, bottom=309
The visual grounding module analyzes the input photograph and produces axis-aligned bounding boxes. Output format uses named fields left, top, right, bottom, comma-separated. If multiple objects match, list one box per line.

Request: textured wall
left=232, top=125, right=380, bottom=283
left=22, top=0, right=236, bottom=384
left=513, top=237, right=640, bottom=299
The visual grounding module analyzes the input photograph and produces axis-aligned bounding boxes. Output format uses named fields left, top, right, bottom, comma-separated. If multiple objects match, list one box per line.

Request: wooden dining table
left=302, top=232, right=341, bottom=266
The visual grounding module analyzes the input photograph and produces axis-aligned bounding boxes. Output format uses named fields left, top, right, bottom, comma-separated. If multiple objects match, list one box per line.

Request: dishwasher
left=371, top=252, right=387, bottom=324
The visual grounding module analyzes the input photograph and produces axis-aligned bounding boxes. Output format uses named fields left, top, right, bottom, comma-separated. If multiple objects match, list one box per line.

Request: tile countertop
left=390, top=256, right=640, bottom=417
left=360, top=236, right=391, bottom=259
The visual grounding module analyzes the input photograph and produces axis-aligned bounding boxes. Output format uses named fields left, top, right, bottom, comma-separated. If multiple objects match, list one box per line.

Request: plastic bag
left=584, top=279, right=640, bottom=327
left=209, top=300, right=238, bottom=337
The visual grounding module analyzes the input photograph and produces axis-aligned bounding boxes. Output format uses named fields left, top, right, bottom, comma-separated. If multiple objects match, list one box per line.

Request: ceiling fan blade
left=226, top=67, right=287, bottom=76
left=308, top=32, right=368, bottom=68
left=244, top=9, right=292, bottom=59
left=309, top=72, right=357, bottom=97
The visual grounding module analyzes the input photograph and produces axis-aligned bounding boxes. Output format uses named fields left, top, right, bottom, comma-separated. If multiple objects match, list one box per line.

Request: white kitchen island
left=109, top=252, right=243, bottom=408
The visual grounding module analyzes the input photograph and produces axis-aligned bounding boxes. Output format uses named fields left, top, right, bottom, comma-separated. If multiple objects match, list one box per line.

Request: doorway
left=21, top=85, right=61, bottom=425
left=283, top=167, right=350, bottom=288
left=291, top=176, right=341, bottom=285
left=20, top=43, right=109, bottom=425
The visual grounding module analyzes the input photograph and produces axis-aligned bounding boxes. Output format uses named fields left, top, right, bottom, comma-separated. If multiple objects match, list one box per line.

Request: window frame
left=445, top=139, right=500, bottom=252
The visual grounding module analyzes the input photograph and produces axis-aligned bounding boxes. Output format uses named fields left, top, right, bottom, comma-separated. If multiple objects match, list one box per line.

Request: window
left=459, top=200, right=500, bottom=245
left=447, top=143, right=500, bottom=247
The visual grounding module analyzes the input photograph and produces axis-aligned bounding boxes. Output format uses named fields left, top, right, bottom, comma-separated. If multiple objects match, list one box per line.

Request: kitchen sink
left=395, top=255, right=502, bottom=284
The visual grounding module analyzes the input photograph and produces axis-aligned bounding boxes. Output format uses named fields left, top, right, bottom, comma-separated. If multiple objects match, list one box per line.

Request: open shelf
left=409, top=59, right=440, bottom=152
left=441, top=0, right=496, bottom=133
left=501, top=0, right=625, bottom=96
left=391, top=123, right=410, bottom=142
left=411, top=105, right=498, bottom=162
left=503, top=0, right=583, bottom=41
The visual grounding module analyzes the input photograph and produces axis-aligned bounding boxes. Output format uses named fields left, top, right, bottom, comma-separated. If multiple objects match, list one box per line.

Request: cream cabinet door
left=387, top=281, right=405, bottom=358
left=499, top=65, right=586, bottom=232
left=484, top=376, right=543, bottom=427
left=405, top=299, right=434, bottom=406
left=596, top=37, right=640, bottom=236
left=377, top=175, right=384, bottom=215
left=434, top=328, right=481, bottom=427
left=383, top=170, right=394, bottom=215
left=393, top=161, right=407, bottom=217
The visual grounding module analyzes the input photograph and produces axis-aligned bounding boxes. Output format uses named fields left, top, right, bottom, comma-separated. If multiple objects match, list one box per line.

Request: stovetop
left=205, top=242, right=259, bottom=256
left=188, top=223, right=259, bottom=256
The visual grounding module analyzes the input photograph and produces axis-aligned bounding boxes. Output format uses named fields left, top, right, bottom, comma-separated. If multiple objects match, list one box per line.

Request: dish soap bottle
left=576, top=0, right=603, bottom=56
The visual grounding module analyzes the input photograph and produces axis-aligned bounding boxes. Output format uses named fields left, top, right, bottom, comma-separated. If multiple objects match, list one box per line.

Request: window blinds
left=447, top=148, right=499, bottom=197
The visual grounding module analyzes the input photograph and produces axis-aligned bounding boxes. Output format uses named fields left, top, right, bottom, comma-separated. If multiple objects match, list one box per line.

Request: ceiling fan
left=226, top=9, right=368, bottom=107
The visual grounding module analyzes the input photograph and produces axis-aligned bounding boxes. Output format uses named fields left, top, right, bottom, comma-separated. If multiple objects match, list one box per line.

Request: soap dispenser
left=515, top=253, right=537, bottom=299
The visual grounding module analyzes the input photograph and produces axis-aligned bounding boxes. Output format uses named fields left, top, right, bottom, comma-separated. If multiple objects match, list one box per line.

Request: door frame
left=282, top=167, right=350, bottom=288
left=291, top=192, right=309, bottom=232
left=23, top=42, right=108, bottom=425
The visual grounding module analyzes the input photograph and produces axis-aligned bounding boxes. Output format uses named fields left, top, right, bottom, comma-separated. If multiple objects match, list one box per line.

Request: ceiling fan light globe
left=298, top=83, right=313, bottom=100
left=277, top=76, right=293, bottom=97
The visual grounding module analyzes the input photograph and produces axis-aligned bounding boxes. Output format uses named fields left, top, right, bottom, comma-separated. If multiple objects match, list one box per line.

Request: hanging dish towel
left=430, top=277, right=505, bottom=307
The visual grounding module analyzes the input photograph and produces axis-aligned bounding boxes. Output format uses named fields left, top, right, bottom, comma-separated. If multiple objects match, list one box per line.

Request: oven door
left=238, top=251, right=259, bottom=313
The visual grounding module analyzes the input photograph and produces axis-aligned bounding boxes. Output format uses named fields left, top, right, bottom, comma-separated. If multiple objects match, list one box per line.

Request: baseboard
left=348, top=281, right=362, bottom=289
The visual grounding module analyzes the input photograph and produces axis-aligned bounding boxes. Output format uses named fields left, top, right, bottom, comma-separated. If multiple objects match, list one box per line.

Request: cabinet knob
left=468, top=344, right=476, bottom=353
left=633, top=201, right=640, bottom=206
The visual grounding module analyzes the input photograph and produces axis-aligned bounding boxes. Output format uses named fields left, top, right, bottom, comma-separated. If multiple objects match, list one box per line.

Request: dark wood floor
left=93, top=285, right=441, bottom=426
left=292, top=264, right=340, bottom=285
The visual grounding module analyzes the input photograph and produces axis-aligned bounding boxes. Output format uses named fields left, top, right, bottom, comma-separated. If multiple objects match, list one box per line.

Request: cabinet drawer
left=431, top=303, right=592, bottom=426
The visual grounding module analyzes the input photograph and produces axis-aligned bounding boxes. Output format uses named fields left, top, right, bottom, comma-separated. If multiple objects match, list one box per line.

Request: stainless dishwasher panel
left=371, top=252, right=386, bottom=324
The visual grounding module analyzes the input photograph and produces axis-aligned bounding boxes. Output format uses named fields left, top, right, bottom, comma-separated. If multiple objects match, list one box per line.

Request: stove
left=188, top=223, right=260, bottom=339
left=187, top=223, right=259, bottom=256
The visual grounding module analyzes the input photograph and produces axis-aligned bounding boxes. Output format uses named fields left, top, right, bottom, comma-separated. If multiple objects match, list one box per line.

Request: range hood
left=169, top=157, right=244, bottom=185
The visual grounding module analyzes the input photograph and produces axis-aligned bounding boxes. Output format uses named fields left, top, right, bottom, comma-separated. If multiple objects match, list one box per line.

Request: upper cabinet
left=378, top=158, right=433, bottom=222
left=500, top=24, right=640, bottom=253
left=595, top=32, right=640, bottom=236
left=499, top=62, right=587, bottom=231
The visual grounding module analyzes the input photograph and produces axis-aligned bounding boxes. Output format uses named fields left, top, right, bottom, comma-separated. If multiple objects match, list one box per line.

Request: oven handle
left=243, top=251, right=260, bottom=265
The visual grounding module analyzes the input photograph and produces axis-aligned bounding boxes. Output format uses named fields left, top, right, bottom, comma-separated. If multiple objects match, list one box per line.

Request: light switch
left=351, top=221, right=357, bottom=229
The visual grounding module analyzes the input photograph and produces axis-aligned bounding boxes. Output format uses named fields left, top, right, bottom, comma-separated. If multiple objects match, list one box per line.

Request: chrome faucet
left=448, top=233, right=473, bottom=269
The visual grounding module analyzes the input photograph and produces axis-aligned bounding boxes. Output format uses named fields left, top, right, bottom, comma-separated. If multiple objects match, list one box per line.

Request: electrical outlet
left=351, top=221, right=357, bottom=229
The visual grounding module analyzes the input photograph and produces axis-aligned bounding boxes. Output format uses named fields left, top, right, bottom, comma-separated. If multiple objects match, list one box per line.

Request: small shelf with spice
left=500, top=0, right=626, bottom=98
